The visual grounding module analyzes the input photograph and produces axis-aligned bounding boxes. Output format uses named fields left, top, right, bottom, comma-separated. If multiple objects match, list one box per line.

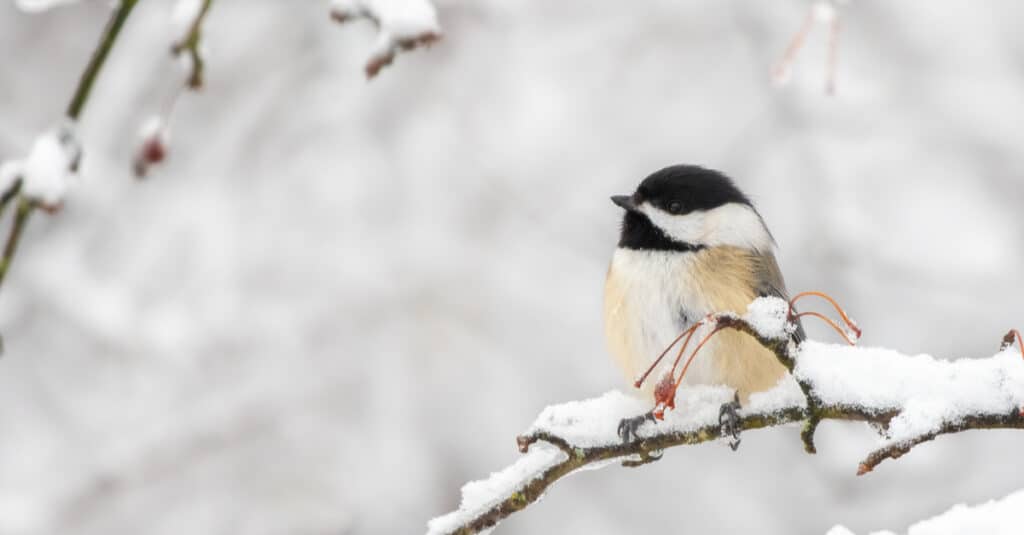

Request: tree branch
left=426, top=299, right=1024, bottom=535
left=0, top=0, right=139, bottom=293
left=171, top=0, right=214, bottom=90
left=66, top=0, right=141, bottom=121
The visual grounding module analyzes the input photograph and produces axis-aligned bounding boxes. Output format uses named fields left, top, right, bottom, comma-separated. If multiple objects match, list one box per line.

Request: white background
left=0, top=1, right=1022, bottom=533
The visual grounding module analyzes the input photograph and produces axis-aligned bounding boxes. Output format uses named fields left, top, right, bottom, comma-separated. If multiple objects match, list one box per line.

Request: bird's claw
left=719, top=395, right=742, bottom=451
left=617, top=411, right=656, bottom=443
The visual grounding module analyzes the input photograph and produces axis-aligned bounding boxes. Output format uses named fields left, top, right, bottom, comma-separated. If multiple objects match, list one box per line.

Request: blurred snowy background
left=1, top=0, right=1022, bottom=534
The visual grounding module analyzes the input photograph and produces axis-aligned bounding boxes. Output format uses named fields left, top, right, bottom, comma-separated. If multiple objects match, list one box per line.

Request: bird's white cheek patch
left=638, top=204, right=705, bottom=244
left=702, top=203, right=774, bottom=251
left=639, top=202, right=773, bottom=251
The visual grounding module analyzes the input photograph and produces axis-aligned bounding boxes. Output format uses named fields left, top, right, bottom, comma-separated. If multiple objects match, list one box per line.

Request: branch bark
left=428, top=310, right=1024, bottom=535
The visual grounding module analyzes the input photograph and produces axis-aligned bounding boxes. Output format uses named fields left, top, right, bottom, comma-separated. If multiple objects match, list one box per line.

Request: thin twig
left=171, top=0, right=215, bottom=90
left=771, top=9, right=814, bottom=84
left=66, top=0, right=142, bottom=121
left=0, top=180, right=23, bottom=220
left=0, top=199, right=35, bottom=288
left=857, top=411, right=1024, bottom=475
left=1, top=0, right=140, bottom=294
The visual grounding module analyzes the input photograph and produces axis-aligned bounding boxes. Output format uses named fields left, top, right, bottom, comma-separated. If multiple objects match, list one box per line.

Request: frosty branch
left=0, top=0, right=138, bottom=291
left=427, top=299, right=1024, bottom=535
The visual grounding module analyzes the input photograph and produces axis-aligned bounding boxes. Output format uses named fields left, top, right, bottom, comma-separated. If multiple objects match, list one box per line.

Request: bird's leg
left=617, top=410, right=656, bottom=444
left=718, top=392, right=742, bottom=451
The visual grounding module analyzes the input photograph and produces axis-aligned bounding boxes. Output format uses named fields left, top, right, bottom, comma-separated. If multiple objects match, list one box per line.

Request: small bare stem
left=67, top=0, right=141, bottom=120
left=634, top=322, right=702, bottom=388
left=0, top=199, right=34, bottom=289
left=789, top=290, right=861, bottom=339
left=1, top=0, right=140, bottom=294
left=772, top=9, right=814, bottom=83
left=0, top=180, right=23, bottom=221
left=794, top=311, right=858, bottom=345
left=172, top=0, right=215, bottom=89
left=673, top=324, right=727, bottom=390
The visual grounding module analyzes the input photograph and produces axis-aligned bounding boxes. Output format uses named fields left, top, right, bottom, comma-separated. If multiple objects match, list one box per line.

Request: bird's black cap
left=628, top=165, right=752, bottom=215
left=613, top=165, right=752, bottom=252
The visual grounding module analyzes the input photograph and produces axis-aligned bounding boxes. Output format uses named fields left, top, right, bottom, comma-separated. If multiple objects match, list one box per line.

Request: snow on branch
left=426, top=298, right=1024, bottom=535
left=328, top=0, right=442, bottom=79
left=0, top=0, right=139, bottom=293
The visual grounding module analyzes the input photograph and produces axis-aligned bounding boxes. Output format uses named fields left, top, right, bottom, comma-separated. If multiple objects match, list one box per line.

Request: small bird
left=604, top=164, right=804, bottom=444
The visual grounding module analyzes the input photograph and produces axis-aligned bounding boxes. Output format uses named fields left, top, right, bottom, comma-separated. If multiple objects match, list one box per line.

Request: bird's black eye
left=667, top=201, right=683, bottom=214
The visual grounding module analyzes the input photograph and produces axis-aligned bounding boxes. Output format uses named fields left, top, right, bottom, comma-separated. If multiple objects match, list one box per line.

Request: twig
left=1, top=0, right=140, bottom=294
left=857, top=411, right=1024, bottom=475
left=0, top=180, right=23, bottom=220
left=0, top=198, right=35, bottom=288
left=771, top=9, right=814, bottom=84
left=171, top=0, right=215, bottom=89
left=66, top=0, right=141, bottom=121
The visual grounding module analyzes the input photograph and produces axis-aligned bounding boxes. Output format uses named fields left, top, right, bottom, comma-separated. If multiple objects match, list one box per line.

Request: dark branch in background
left=434, top=316, right=1024, bottom=535
left=171, top=0, right=214, bottom=90
left=0, top=179, right=22, bottom=219
left=135, top=0, right=217, bottom=178
left=0, top=0, right=140, bottom=293
left=328, top=0, right=442, bottom=79
left=66, top=0, right=140, bottom=120
left=0, top=198, right=35, bottom=289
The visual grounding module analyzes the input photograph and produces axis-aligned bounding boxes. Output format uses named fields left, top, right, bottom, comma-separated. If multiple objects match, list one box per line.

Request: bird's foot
left=718, top=393, right=742, bottom=451
left=617, top=411, right=656, bottom=443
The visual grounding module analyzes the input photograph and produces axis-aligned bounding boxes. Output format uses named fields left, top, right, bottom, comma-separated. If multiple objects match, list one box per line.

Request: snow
left=425, top=443, right=567, bottom=535
left=904, top=489, right=1024, bottom=535
left=14, top=0, right=78, bottom=12
left=831, top=489, right=1024, bottom=535
left=329, top=0, right=439, bottom=37
left=328, top=0, right=441, bottom=77
left=19, top=123, right=81, bottom=206
left=744, top=296, right=794, bottom=340
left=527, top=380, right=806, bottom=450
left=795, top=341, right=1024, bottom=444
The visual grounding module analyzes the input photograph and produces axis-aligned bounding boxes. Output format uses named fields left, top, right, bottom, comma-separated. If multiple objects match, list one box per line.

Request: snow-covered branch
left=0, top=0, right=138, bottom=291
left=328, top=0, right=442, bottom=79
left=426, top=298, right=1024, bottom=535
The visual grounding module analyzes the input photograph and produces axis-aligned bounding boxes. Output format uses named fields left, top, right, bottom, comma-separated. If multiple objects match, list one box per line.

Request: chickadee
left=604, top=164, right=804, bottom=443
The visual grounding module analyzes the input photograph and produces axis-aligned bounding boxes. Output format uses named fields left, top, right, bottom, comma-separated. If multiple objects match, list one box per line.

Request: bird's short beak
left=611, top=195, right=638, bottom=212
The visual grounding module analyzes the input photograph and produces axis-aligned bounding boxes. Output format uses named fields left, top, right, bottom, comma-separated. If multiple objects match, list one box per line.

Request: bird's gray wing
left=754, top=252, right=806, bottom=344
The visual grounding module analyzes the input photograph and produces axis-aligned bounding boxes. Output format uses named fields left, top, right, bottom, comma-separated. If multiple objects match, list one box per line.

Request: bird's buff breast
left=603, top=247, right=786, bottom=401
